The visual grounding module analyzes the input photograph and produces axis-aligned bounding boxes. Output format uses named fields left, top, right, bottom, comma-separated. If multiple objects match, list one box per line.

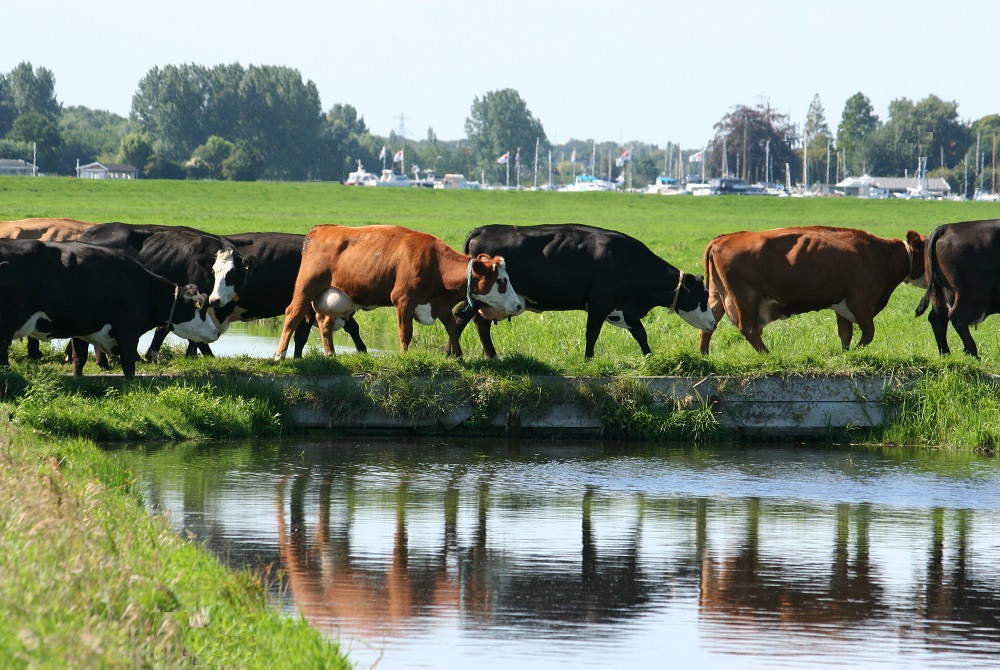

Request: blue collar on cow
left=466, top=258, right=476, bottom=308
left=166, top=285, right=180, bottom=329
left=669, top=271, right=685, bottom=313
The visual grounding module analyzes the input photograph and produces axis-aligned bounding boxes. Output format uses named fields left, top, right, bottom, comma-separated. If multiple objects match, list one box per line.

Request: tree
left=222, top=140, right=264, bottom=181
left=7, top=112, right=61, bottom=171
left=4, top=62, right=60, bottom=119
left=131, top=64, right=210, bottom=161
left=0, top=77, right=15, bottom=138
left=465, top=89, right=547, bottom=185
left=321, top=103, right=373, bottom=182
left=118, top=133, right=154, bottom=174
left=708, top=102, right=797, bottom=184
left=837, top=92, right=879, bottom=176
left=57, top=106, right=128, bottom=174
left=189, top=135, right=235, bottom=179
left=803, top=94, right=834, bottom=185
left=865, top=95, right=970, bottom=177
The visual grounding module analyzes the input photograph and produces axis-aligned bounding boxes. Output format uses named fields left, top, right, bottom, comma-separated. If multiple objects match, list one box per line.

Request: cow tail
left=703, top=236, right=719, bottom=298
left=914, top=226, right=943, bottom=317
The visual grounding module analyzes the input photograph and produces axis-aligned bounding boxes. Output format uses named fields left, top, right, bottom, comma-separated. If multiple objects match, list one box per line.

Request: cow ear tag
left=195, top=300, right=203, bottom=310
left=233, top=293, right=239, bottom=302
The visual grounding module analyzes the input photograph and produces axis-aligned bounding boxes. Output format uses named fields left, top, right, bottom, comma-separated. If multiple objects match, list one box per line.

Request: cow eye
left=498, top=278, right=508, bottom=291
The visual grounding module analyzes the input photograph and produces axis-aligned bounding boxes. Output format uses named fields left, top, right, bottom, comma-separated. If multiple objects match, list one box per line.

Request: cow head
left=169, top=284, right=222, bottom=343
left=671, top=272, right=716, bottom=331
left=468, top=254, right=525, bottom=318
left=904, top=230, right=928, bottom=289
left=201, top=249, right=258, bottom=308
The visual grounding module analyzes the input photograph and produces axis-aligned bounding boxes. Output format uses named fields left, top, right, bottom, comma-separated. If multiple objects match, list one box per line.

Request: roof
left=78, top=162, right=138, bottom=173
left=0, top=159, right=35, bottom=168
left=835, top=174, right=951, bottom=192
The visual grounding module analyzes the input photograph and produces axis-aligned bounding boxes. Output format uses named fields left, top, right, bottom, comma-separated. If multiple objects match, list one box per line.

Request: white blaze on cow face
left=173, top=310, right=221, bottom=343
left=677, top=304, right=716, bottom=331
left=209, top=249, right=239, bottom=307
left=473, top=261, right=524, bottom=317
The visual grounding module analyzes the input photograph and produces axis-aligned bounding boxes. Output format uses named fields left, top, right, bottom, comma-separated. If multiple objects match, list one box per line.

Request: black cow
left=0, top=240, right=219, bottom=378
left=915, top=218, right=1000, bottom=356
left=454, top=223, right=716, bottom=358
left=77, top=222, right=257, bottom=361
left=151, top=232, right=367, bottom=359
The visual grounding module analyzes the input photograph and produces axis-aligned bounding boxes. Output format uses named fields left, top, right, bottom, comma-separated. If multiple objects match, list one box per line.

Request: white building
left=0, top=158, right=37, bottom=176
left=77, top=162, right=139, bottom=179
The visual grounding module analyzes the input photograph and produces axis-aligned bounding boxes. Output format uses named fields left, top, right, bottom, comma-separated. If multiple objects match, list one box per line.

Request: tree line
left=1, top=60, right=998, bottom=192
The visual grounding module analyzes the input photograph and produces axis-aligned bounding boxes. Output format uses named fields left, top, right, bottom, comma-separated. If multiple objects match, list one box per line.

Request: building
left=835, top=174, right=951, bottom=199
left=0, top=159, right=37, bottom=176
left=76, top=162, right=139, bottom=180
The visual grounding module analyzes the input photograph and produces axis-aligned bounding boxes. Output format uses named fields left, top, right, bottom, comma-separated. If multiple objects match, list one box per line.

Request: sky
left=5, top=0, right=996, bottom=150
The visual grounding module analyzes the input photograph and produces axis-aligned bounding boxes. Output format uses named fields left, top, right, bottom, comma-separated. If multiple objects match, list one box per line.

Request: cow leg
left=275, top=279, right=325, bottom=360
left=927, top=297, right=952, bottom=355
left=698, top=289, right=731, bottom=355
left=855, top=314, right=876, bottom=348
left=27, top=337, right=42, bottom=361
left=440, top=310, right=464, bottom=357
left=70, top=338, right=89, bottom=377
left=185, top=341, right=200, bottom=358
left=292, top=319, right=313, bottom=358
left=394, top=302, right=416, bottom=352
left=118, top=347, right=139, bottom=380
left=624, top=315, right=653, bottom=356
left=342, top=315, right=367, bottom=354
left=145, top=326, right=170, bottom=362
left=94, top=348, right=111, bottom=370
left=474, top=314, right=498, bottom=359
left=836, top=314, right=854, bottom=350
left=951, top=322, right=979, bottom=357
left=584, top=310, right=606, bottom=358
left=0, top=338, right=10, bottom=366
left=316, top=314, right=336, bottom=356
left=197, top=342, right=214, bottom=357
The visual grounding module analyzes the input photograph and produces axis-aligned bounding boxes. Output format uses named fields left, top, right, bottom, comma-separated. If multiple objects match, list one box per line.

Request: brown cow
left=0, top=218, right=97, bottom=241
left=698, top=226, right=926, bottom=354
left=273, top=224, right=524, bottom=359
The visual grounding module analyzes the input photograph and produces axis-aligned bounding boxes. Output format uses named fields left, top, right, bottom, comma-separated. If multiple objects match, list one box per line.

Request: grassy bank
left=0, top=426, right=349, bottom=668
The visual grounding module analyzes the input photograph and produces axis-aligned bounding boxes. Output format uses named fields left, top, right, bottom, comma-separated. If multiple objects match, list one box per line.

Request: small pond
left=116, top=437, right=1000, bottom=669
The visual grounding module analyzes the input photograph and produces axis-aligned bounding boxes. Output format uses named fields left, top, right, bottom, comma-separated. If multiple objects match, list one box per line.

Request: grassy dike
left=0, top=428, right=349, bottom=668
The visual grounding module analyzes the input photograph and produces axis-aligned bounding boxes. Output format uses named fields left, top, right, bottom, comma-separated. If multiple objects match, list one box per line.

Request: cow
left=148, top=232, right=367, bottom=360
left=77, top=222, right=257, bottom=361
left=0, top=240, right=219, bottom=378
left=914, top=218, right=1000, bottom=357
left=698, top=226, right=927, bottom=354
left=453, top=223, right=716, bottom=358
left=273, top=224, right=524, bottom=360
left=0, top=217, right=97, bottom=241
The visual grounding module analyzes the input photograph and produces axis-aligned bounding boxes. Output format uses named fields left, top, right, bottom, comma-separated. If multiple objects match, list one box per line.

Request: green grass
left=0, top=428, right=349, bottom=668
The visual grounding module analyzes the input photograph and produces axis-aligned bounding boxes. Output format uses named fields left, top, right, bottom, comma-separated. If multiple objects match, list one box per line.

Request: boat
left=345, top=160, right=378, bottom=186
left=709, top=177, right=766, bottom=195
left=645, top=176, right=688, bottom=196
left=560, top=174, right=617, bottom=192
left=376, top=169, right=413, bottom=187
left=434, top=174, right=481, bottom=190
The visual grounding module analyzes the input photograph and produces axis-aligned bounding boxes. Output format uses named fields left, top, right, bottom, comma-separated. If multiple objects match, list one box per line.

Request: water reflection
left=119, top=439, right=1000, bottom=669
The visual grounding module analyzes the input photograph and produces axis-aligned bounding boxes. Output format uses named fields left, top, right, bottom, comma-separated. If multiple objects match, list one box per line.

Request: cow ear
left=906, top=230, right=925, bottom=253
left=0, top=261, right=8, bottom=272
left=242, top=254, right=258, bottom=271
left=195, top=254, right=214, bottom=269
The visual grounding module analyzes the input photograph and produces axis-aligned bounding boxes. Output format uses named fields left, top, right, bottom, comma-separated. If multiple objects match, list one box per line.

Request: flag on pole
left=379, top=146, right=387, bottom=161
left=393, top=150, right=404, bottom=163
left=570, top=149, right=576, bottom=162
left=497, top=152, right=509, bottom=165
left=616, top=150, right=632, bottom=167
left=688, top=151, right=704, bottom=163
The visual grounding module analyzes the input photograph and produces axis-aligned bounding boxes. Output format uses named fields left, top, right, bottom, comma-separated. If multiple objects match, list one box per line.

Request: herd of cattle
left=0, top=215, right=997, bottom=378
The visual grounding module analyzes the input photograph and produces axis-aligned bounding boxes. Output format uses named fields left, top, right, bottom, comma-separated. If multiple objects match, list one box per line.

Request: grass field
left=3, top=176, right=1000, bottom=375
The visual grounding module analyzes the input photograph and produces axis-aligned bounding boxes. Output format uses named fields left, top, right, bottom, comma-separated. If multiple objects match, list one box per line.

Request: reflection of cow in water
left=697, top=499, right=884, bottom=633
left=274, top=472, right=652, bottom=638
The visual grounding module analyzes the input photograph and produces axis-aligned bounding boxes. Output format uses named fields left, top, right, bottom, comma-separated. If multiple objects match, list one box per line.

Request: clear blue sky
left=6, top=0, right=994, bottom=149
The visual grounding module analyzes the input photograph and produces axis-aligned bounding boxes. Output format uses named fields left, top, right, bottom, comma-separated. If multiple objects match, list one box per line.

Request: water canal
left=115, top=437, right=1000, bottom=669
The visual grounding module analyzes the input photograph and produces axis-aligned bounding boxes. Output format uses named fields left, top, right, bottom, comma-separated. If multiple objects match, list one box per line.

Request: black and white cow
left=152, top=232, right=367, bottom=359
left=77, top=222, right=256, bottom=361
left=455, top=223, right=715, bottom=358
left=0, top=240, right=218, bottom=378
left=915, top=218, right=1000, bottom=357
